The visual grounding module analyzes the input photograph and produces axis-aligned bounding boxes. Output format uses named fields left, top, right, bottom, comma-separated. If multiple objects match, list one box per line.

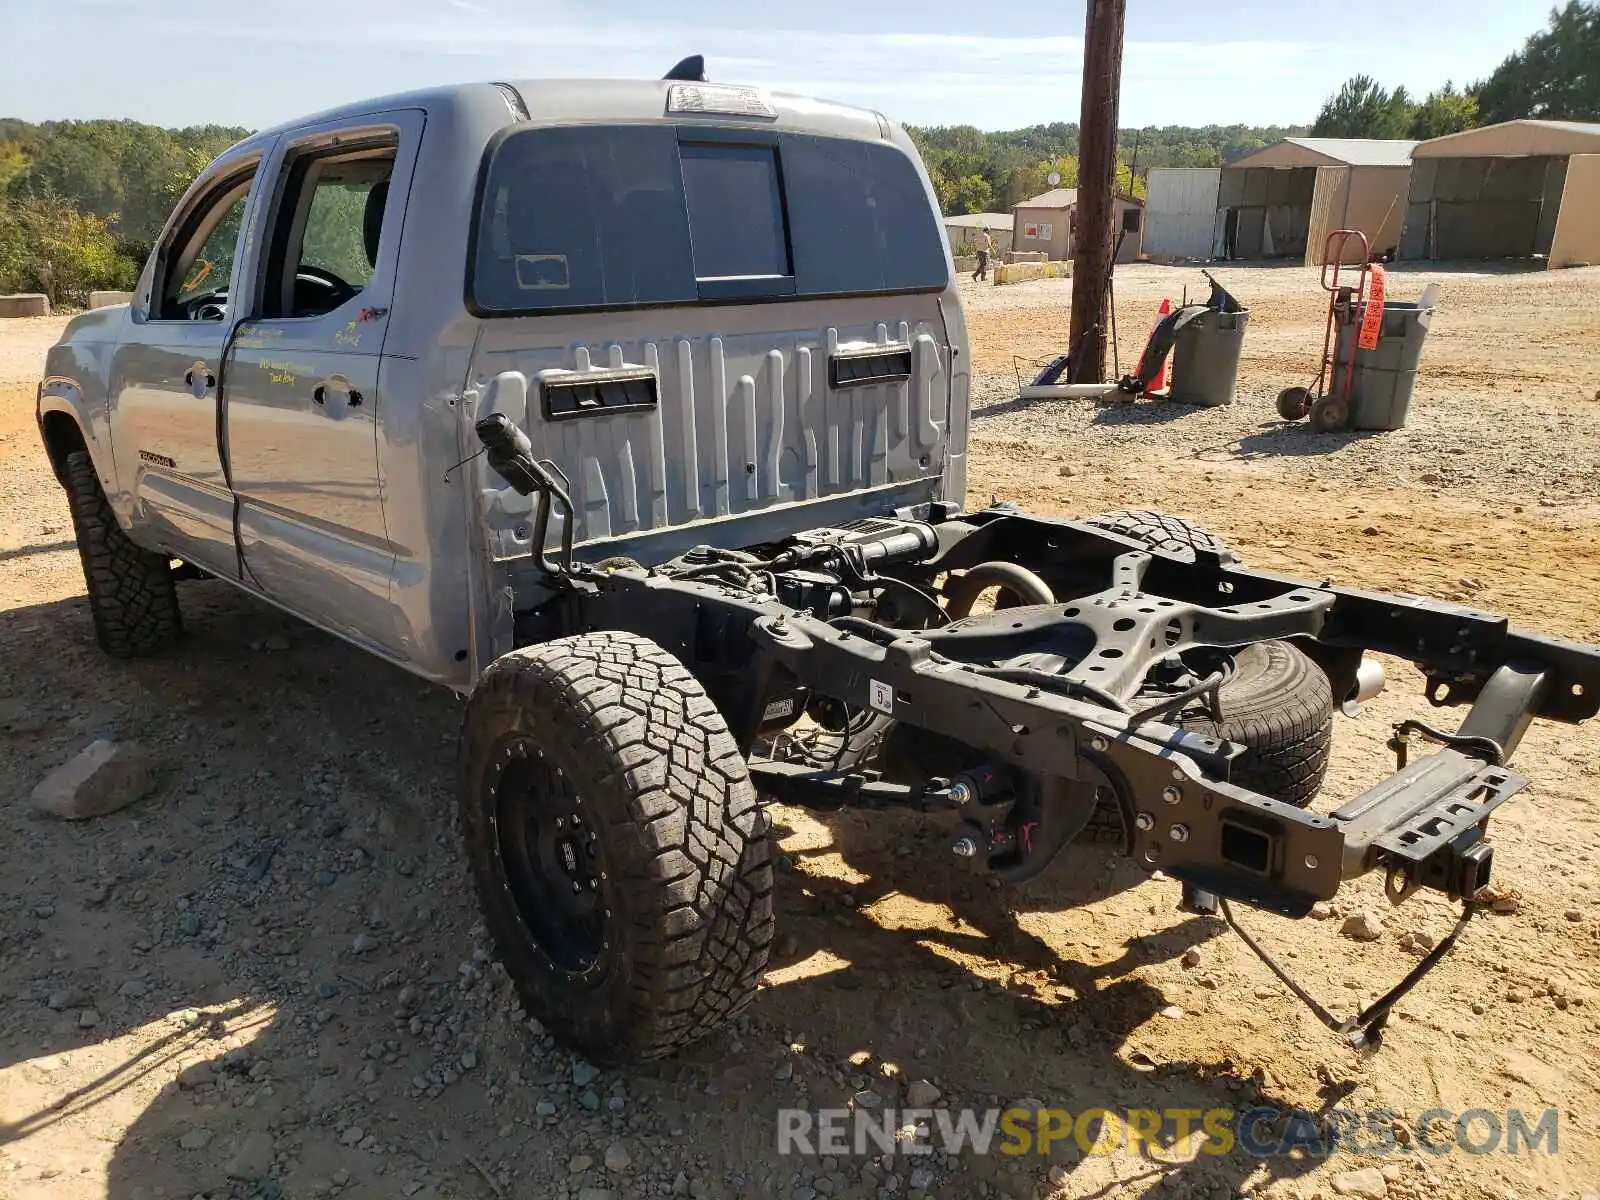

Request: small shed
left=1219, top=138, right=1415, bottom=264
left=1011, top=188, right=1145, bottom=262
left=1145, top=168, right=1223, bottom=259
left=941, top=212, right=1015, bottom=254
left=1400, top=119, right=1600, bottom=267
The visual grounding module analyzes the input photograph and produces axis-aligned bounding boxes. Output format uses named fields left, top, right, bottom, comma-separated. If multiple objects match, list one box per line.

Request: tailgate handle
left=539, top=369, right=659, bottom=421
left=830, top=346, right=912, bottom=388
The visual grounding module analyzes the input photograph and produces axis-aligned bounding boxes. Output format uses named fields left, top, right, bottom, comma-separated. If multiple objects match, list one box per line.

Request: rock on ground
left=1330, top=1165, right=1388, bottom=1197
left=225, top=1131, right=275, bottom=1180
left=178, top=1128, right=213, bottom=1151
left=1341, top=911, right=1385, bottom=941
left=29, top=739, right=156, bottom=820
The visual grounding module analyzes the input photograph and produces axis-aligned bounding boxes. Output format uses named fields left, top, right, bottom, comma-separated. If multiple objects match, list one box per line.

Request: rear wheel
left=460, top=632, right=774, bottom=1063
left=62, top=450, right=181, bottom=657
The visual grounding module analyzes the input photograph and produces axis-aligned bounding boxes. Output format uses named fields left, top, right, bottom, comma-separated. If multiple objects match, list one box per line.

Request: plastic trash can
left=1334, top=301, right=1434, bottom=431
left=1169, top=308, right=1250, bottom=407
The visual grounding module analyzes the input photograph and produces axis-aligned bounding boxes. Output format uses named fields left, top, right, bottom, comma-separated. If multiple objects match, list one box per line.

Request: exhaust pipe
left=1342, top=655, right=1387, bottom=717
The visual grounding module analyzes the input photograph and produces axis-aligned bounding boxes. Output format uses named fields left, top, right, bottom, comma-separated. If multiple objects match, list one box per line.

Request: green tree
left=2, top=195, right=136, bottom=305
left=942, top=173, right=994, bottom=215
left=0, top=203, right=25, bottom=292
left=1115, top=161, right=1146, bottom=199
left=0, top=140, right=28, bottom=192
left=906, top=122, right=1307, bottom=214
left=1311, top=75, right=1416, bottom=138
left=1408, top=82, right=1480, bottom=139
left=0, top=117, right=249, bottom=301
left=1474, top=0, right=1600, bottom=122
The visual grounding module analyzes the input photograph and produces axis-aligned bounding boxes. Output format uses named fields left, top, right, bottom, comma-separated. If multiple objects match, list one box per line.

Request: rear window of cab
left=469, top=125, right=949, bottom=314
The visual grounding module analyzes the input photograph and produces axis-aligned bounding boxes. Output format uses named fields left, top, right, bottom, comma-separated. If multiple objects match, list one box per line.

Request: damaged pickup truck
left=36, top=63, right=1600, bottom=1063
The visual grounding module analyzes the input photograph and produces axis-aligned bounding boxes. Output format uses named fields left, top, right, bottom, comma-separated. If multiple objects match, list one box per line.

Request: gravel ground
left=1, top=264, right=1599, bottom=1200
left=961, top=264, right=1600, bottom=510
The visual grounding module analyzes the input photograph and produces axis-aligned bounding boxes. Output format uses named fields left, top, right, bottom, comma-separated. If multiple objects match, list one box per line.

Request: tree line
left=1311, top=1, right=1597, bottom=138
left=921, top=2, right=1598, bottom=218
left=907, top=122, right=1307, bottom=217
left=0, top=119, right=248, bottom=305
left=1, top=1, right=1594, bottom=303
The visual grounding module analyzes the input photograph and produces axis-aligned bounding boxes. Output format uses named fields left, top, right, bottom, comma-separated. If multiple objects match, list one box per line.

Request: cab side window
left=154, top=173, right=255, bottom=321
left=261, top=141, right=397, bottom=320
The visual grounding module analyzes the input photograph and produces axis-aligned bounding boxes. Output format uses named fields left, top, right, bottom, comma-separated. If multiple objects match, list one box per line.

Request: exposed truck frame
left=494, top=427, right=1592, bottom=915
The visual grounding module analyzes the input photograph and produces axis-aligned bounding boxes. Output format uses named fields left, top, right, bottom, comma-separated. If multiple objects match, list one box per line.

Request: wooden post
left=1069, top=0, right=1126, bottom=383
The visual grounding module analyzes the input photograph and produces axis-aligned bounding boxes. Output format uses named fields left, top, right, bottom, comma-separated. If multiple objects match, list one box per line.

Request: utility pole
left=1069, top=0, right=1126, bottom=383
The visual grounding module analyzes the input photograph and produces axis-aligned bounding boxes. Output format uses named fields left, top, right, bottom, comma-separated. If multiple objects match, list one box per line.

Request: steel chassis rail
left=561, top=508, right=1600, bottom=918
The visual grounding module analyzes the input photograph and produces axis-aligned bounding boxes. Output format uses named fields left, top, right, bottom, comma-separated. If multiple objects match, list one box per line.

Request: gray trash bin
left=1333, top=301, right=1434, bottom=431
left=1170, top=307, right=1249, bottom=407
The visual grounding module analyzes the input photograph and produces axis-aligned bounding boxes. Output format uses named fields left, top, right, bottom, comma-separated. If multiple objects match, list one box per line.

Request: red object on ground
left=1141, top=298, right=1173, bottom=395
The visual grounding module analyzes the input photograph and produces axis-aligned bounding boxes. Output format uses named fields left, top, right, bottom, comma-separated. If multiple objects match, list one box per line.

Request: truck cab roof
left=234, top=77, right=894, bottom=157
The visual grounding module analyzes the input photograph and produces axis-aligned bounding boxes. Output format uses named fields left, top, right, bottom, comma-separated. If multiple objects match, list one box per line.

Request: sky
left=1, top=0, right=1559, bottom=133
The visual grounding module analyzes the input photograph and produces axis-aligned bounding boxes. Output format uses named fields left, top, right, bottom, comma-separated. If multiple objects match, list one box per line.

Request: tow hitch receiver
left=1338, top=749, right=1523, bottom=902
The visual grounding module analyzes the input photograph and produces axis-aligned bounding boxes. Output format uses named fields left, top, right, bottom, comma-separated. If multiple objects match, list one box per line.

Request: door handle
left=313, top=379, right=363, bottom=408
left=183, top=363, right=216, bottom=393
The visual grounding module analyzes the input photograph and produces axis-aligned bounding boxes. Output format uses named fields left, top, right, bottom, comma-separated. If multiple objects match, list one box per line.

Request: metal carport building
left=1400, top=119, right=1600, bottom=267
left=1216, top=138, right=1415, bottom=264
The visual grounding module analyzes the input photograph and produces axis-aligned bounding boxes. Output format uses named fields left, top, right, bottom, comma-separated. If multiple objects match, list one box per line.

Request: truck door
left=225, top=111, right=422, bottom=651
left=109, top=153, right=266, bottom=574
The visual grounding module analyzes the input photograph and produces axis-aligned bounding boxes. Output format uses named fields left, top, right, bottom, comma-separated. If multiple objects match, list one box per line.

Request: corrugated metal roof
left=1015, top=188, right=1077, bottom=209
left=1287, top=137, right=1417, bottom=166
left=1413, top=118, right=1600, bottom=158
left=1014, top=188, right=1143, bottom=210
left=942, top=212, right=1016, bottom=229
left=1530, top=119, right=1600, bottom=133
left=1230, top=138, right=1416, bottom=169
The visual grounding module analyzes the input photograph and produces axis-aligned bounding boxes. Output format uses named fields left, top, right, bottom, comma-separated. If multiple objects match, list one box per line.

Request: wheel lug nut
left=1134, top=812, right=1154, bottom=831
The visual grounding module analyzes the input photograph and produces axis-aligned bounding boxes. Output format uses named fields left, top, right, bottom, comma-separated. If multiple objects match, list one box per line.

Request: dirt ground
left=1, top=265, right=1598, bottom=1200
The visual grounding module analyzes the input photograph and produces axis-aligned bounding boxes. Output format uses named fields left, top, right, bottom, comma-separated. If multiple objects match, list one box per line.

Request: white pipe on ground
left=1018, top=382, right=1124, bottom=400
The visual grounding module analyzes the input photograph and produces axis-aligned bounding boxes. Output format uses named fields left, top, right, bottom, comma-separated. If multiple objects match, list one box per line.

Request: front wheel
left=459, top=631, right=774, bottom=1063
left=63, top=450, right=181, bottom=657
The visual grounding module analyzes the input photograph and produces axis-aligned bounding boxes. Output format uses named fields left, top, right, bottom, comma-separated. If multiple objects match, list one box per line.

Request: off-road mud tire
left=1076, top=511, right=1333, bottom=842
left=460, top=631, right=774, bottom=1063
left=63, top=450, right=181, bottom=657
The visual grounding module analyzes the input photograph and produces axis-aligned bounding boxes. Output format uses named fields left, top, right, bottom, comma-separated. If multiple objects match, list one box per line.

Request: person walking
left=973, top=228, right=993, bottom=282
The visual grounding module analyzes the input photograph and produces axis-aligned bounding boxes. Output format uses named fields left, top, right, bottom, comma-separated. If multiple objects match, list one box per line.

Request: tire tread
left=62, top=450, right=180, bottom=657
left=460, top=631, right=773, bottom=1062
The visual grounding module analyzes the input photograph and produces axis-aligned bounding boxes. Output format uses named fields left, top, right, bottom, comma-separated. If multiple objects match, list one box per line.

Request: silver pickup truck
left=36, top=63, right=1600, bottom=1064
